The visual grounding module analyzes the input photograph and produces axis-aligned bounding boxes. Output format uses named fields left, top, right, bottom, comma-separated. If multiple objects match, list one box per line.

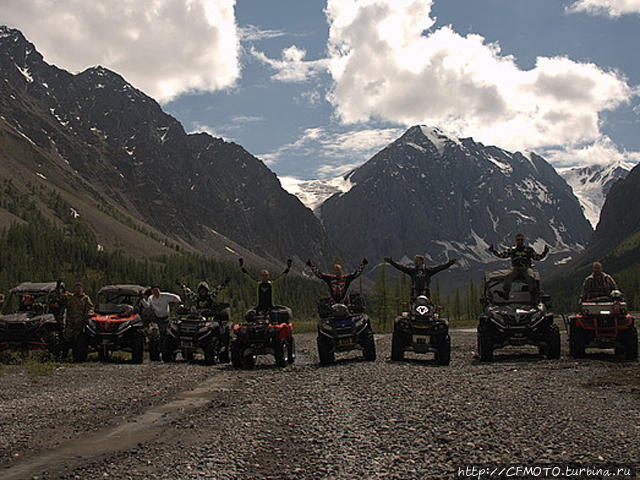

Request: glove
left=238, top=257, right=244, bottom=267
left=488, top=244, right=495, bottom=253
left=306, top=259, right=312, bottom=267
left=287, top=258, right=293, bottom=268
left=383, top=256, right=391, bottom=263
left=362, top=258, right=369, bottom=266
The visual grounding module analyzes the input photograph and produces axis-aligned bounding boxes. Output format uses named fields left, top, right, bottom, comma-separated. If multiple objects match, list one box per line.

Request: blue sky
left=3, top=0, right=640, bottom=179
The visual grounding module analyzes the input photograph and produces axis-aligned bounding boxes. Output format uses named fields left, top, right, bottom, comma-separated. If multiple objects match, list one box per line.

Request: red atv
left=566, top=292, right=638, bottom=360
left=231, top=306, right=295, bottom=369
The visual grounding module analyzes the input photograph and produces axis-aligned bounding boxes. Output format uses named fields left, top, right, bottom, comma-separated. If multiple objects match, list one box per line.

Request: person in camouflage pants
left=63, top=283, right=94, bottom=359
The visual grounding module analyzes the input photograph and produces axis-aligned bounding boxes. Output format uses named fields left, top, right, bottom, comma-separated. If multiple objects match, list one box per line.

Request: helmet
left=610, top=290, right=624, bottom=301
left=331, top=303, right=350, bottom=318
left=21, top=294, right=34, bottom=306
left=415, top=295, right=430, bottom=307
left=197, top=281, right=210, bottom=293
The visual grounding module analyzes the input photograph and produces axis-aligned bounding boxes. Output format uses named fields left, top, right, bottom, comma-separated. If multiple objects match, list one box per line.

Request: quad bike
left=0, top=282, right=62, bottom=358
left=231, top=306, right=295, bottom=369
left=477, top=270, right=560, bottom=362
left=391, top=295, right=450, bottom=365
left=316, top=293, right=376, bottom=365
left=565, top=291, right=637, bottom=360
left=76, top=284, right=151, bottom=364
left=162, top=303, right=231, bottom=365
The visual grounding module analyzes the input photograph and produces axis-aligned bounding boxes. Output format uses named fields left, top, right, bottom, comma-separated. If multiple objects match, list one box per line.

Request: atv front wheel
left=274, top=338, right=289, bottom=368
left=477, top=330, right=493, bottom=362
left=72, top=334, right=88, bottom=363
left=390, top=331, right=405, bottom=361
left=361, top=329, right=376, bottom=362
left=435, top=335, right=451, bottom=366
left=619, top=325, right=638, bottom=361
left=546, top=324, right=561, bottom=360
left=204, top=339, right=219, bottom=366
left=287, top=337, right=295, bottom=364
left=218, top=333, right=231, bottom=364
left=131, top=334, right=144, bottom=364
left=317, top=334, right=335, bottom=365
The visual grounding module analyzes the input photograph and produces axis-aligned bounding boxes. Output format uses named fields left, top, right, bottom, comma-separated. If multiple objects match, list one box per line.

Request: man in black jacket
left=306, top=259, right=368, bottom=304
left=239, top=258, right=291, bottom=312
left=383, top=255, right=456, bottom=300
left=488, top=233, right=549, bottom=301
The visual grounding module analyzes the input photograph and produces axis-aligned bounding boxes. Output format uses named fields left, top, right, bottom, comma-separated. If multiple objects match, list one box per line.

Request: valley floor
left=1, top=330, right=639, bottom=479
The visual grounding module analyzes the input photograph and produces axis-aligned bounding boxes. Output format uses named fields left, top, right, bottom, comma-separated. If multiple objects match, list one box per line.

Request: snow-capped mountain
left=319, top=125, right=593, bottom=274
left=559, top=162, right=630, bottom=228
left=280, top=173, right=355, bottom=213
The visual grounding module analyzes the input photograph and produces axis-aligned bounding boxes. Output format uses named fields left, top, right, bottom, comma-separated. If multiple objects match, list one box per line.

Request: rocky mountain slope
left=318, top=126, right=593, bottom=276
left=0, top=26, right=334, bottom=265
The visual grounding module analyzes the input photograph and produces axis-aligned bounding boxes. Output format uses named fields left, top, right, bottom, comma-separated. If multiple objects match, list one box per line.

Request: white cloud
left=3, top=0, right=240, bottom=103
left=189, top=122, right=226, bottom=139
left=323, top=0, right=636, bottom=152
left=250, top=45, right=329, bottom=82
left=567, top=0, right=640, bottom=16
left=260, top=126, right=404, bottom=177
left=239, top=24, right=286, bottom=42
left=544, top=136, right=640, bottom=168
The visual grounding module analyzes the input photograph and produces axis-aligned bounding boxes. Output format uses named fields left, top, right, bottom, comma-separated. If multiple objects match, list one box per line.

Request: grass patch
left=0, top=349, right=71, bottom=381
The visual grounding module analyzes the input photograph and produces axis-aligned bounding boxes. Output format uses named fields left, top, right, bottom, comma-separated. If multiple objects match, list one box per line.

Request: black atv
left=316, top=293, right=376, bottom=365
left=391, top=295, right=450, bottom=365
left=162, top=303, right=231, bottom=365
left=0, top=282, right=62, bottom=358
left=477, top=270, right=560, bottom=362
left=76, top=285, right=151, bottom=364
left=231, top=306, right=295, bottom=369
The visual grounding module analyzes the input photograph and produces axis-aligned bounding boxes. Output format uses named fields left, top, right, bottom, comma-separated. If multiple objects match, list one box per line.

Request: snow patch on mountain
left=280, top=174, right=354, bottom=212
left=559, top=161, right=631, bottom=227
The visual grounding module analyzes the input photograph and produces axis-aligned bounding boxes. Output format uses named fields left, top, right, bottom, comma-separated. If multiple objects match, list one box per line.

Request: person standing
left=64, top=282, right=94, bottom=361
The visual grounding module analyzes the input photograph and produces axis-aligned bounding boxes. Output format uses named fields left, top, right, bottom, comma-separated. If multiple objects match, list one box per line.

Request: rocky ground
left=0, top=330, right=638, bottom=480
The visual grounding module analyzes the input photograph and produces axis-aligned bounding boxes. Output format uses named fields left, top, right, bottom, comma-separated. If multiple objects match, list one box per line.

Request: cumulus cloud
left=2, top=0, right=240, bottom=102
left=544, top=136, right=640, bottom=168
left=322, top=0, right=635, bottom=152
left=567, top=0, right=640, bottom=16
left=260, top=126, right=404, bottom=176
left=250, top=45, right=329, bottom=82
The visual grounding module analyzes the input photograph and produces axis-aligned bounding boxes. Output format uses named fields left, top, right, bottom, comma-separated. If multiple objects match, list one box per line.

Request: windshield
left=486, top=279, right=532, bottom=305
left=96, top=293, right=137, bottom=314
left=1, top=291, right=50, bottom=315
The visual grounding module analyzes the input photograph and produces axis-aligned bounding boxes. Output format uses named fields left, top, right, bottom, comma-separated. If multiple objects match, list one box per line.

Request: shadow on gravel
left=470, top=352, right=547, bottom=365
left=387, top=357, right=445, bottom=367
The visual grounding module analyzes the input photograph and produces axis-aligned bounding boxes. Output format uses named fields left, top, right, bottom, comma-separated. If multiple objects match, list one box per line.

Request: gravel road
left=1, top=329, right=638, bottom=480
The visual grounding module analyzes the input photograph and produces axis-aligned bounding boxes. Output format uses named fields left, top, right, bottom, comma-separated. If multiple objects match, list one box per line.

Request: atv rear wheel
left=477, top=330, right=493, bottom=362
left=218, top=333, right=230, bottom=364
left=619, top=325, right=638, bottom=361
left=317, top=334, right=335, bottom=365
left=546, top=324, right=561, bottom=360
left=361, top=329, right=376, bottom=362
left=435, top=335, right=451, bottom=366
left=231, top=341, right=243, bottom=369
left=569, top=324, right=586, bottom=359
left=390, top=331, right=405, bottom=361
left=161, top=337, right=176, bottom=363
left=274, top=338, right=289, bottom=368
left=131, top=334, right=144, bottom=364
left=72, top=334, right=88, bottom=363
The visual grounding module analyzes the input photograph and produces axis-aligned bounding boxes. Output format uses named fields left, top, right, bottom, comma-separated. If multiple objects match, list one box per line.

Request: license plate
left=415, top=336, right=427, bottom=345
left=181, top=340, right=193, bottom=347
left=338, top=338, right=351, bottom=346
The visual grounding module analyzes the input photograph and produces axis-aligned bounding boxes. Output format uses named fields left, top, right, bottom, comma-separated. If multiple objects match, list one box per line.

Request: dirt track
left=1, top=330, right=639, bottom=479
